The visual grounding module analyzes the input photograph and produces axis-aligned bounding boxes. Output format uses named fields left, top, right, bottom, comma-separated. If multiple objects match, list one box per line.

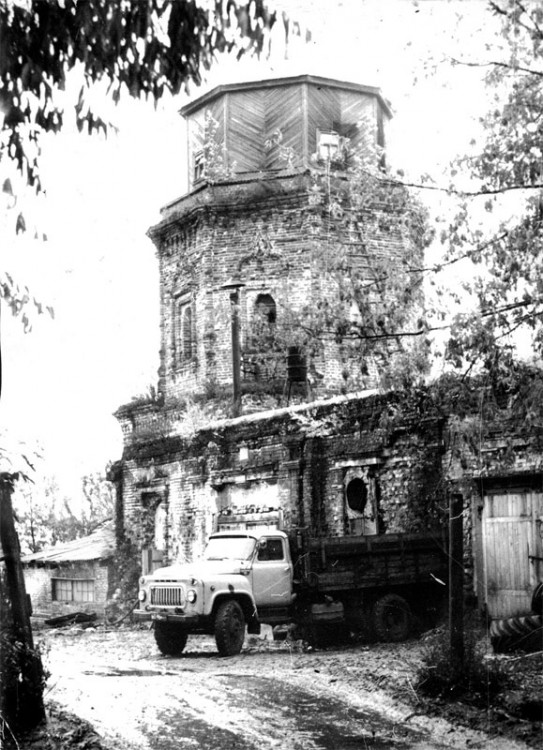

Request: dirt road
left=41, top=627, right=533, bottom=750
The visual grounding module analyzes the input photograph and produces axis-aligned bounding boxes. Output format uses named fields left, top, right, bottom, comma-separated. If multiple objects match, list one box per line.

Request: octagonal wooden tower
left=181, top=75, right=391, bottom=190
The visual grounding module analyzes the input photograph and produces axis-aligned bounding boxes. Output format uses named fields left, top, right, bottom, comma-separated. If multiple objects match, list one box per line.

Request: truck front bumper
left=134, top=609, right=200, bottom=626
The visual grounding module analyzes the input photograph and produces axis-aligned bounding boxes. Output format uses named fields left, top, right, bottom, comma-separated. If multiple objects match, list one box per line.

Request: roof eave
left=179, top=74, right=393, bottom=119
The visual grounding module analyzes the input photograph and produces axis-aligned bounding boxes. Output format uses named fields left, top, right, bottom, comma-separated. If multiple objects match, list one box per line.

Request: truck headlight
left=138, top=590, right=147, bottom=602
left=186, top=589, right=197, bottom=604
left=139, top=576, right=147, bottom=586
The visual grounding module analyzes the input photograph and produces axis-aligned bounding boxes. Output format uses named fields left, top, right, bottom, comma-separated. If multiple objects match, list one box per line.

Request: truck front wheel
left=372, top=593, right=412, bottom=642
left=214, top=600, right=246, bottom=656
left=154, top=622, right=188, bottom=656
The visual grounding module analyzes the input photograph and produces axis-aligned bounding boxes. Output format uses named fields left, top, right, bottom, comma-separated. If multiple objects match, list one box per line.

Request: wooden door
left=482, top=490, right=543, bottom=618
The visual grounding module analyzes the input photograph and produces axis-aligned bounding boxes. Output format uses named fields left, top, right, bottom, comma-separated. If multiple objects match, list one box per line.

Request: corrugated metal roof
left=22, top=521, right=115, bottom=565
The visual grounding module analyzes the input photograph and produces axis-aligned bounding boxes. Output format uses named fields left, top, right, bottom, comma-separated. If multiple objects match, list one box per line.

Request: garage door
left=482, top=490, right=543, bottom=618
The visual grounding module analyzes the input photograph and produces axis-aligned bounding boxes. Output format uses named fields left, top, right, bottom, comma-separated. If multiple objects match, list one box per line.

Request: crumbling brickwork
left=115, top=392, right=447, bottom=565
left=145, top=75, right=425, bottom=409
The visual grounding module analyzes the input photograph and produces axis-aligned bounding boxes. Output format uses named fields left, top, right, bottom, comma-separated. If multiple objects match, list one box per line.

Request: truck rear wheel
left=372, top=593, right=412, bottom=642
left=154, top=622, right=188, bottom=656
left=214, top=600, right=245, bottom=656
left=490, top=615, right=543, bottom=653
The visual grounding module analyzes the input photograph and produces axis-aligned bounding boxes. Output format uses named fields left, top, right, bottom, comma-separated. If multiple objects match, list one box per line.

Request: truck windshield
left=204, top=536, right=256, bottom=561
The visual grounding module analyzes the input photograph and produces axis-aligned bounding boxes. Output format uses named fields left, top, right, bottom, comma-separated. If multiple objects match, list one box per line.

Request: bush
left=416, top=622, right=511, bottom=703
left=0, top=623, right=47, bottom=735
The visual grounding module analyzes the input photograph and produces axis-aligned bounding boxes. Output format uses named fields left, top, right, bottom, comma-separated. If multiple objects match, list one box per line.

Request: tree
left=439, top=0, right=543, bottom=385
left=0, top=474, right=45, bottom=739
left=0, top=0, right=278, bottom=312
left=0, top=0, right=278, bottom=737
left=12, top=471, right=114, bottom=554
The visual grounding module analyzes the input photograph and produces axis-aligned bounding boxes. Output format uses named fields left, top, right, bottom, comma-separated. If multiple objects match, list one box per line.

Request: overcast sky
left=1, top=0, right=501, bottom=496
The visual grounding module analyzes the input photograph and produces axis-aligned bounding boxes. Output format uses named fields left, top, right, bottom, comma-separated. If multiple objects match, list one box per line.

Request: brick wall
left=117, top=392, right=446, bottom=568
left=23, top=561, right=113, bottom=618
left=148, top=172, right=424, bottom=407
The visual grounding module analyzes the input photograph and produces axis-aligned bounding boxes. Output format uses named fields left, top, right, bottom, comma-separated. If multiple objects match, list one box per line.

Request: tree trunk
left=0, top=473, right=45, bottom=735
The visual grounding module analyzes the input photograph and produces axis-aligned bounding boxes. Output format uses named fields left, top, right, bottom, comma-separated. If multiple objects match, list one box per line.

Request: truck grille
left=150, top=586, right=185, bottom=606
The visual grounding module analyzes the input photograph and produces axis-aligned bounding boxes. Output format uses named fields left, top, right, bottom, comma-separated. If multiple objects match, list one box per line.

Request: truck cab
left=135, top=527, right=295, bottom=656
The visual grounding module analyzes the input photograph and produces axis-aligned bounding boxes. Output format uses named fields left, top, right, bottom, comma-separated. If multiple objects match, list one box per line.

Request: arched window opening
left=244, top=294, right=278, bottom=381
left=254, top=293, right=276, bottom=326
left=346, top=477, right=367, bottom=513
left=174, top=299, right=194, bottom=365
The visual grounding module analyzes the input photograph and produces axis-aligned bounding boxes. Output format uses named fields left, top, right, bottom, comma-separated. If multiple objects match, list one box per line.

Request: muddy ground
left=9, top=623, right=543, bottom=750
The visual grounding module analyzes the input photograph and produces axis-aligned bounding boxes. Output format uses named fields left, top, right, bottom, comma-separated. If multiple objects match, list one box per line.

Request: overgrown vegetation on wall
left=242, top=127, right=433, bottom=396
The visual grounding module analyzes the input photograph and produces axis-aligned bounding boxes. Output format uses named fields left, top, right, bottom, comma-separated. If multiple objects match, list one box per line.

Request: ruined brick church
left=111, top=75, right=543, bottom=621
left=113, top=74, right=435, bottom=561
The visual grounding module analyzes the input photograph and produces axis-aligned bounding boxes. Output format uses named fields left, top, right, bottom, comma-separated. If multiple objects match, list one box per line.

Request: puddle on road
left=82, top=666, right=183, bottom=677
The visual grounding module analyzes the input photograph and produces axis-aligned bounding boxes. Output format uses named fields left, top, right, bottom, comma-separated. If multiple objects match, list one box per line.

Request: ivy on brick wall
left=243, top=123, right=435, bottom=395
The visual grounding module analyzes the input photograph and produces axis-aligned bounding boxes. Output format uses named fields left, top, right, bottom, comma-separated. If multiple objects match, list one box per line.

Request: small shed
left=22, top=521, right=116, bottom=620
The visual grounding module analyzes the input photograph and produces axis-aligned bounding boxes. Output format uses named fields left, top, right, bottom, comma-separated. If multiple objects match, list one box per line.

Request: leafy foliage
left=12, top=471, right=114, bottom=554
left=0, top=0, right=276, bottom=192
left=0, top=271, right=54, bottom=332
left=0, top=0, right=277, bottom=325
left=441, top=0, right=543, bottom=375
left=244, top=125, right=433, bottom=394
left=200, top=109, right=237, bottom=180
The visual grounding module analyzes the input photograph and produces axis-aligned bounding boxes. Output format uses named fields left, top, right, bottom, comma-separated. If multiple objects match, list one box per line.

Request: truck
left=135, top=507, right=449, bottom=656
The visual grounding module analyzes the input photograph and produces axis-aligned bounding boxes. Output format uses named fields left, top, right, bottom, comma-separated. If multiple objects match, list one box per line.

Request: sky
left=0, top=0, right=504, bottom=498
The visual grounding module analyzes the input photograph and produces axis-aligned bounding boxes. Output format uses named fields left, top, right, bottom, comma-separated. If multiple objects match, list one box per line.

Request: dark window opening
left=257, top=538, right=284, bottom=561
left=244, top=293, right=278, bottom=381
left=346, top=478, right=367, bottom=513
left=175, top=301, right=194, bottom=364
left=182, top=305, right=192, bottom=360
left=194, top=150, right=205, bottom=182
left=254, top=293, right=276, bottom=325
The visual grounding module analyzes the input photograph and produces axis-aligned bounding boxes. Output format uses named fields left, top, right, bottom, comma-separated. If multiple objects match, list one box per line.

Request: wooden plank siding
left=304, top=533, right=448, bottom=593
left=210, top=96, right=225, bottom=155
left=187, top=108, right=205, bottom=190
left=264, top=85, right=305, bottom=170
left=226, top=90, right=266, bottom=172
left=306, top=85, right=341, bottom=157
left=186, top=98, right=225, bottom=189
left=482, top=490, right=543, bottom=618
left=339, top=91, right=377, bottom=153
left=183, top=77, right=390, bottom=186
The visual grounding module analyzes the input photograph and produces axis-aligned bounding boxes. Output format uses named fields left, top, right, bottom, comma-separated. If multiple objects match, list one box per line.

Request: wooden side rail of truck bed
left=291, top=530, right=449, bottom=593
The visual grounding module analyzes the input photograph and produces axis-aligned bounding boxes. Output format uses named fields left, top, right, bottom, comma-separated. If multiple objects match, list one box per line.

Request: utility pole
left=221, top=279, right=245, bottom=418
left=449, top=491, right=464, bottom=676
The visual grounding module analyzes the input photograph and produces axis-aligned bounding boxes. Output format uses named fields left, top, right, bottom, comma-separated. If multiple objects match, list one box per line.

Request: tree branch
left=286, top=295, right=543, bottom=346
left=449, top=55, right=543, bottom=78
left=396, top=177, right=543, bottom=197
left=409, top=231, right=510, bottom=274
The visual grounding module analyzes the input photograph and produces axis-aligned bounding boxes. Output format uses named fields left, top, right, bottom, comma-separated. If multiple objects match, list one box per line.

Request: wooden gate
left=482, top=489, right=543, bottom=618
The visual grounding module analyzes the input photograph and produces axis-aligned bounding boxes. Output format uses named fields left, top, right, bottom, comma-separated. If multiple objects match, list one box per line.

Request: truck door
left=251, top=537, right=293, bottom=607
